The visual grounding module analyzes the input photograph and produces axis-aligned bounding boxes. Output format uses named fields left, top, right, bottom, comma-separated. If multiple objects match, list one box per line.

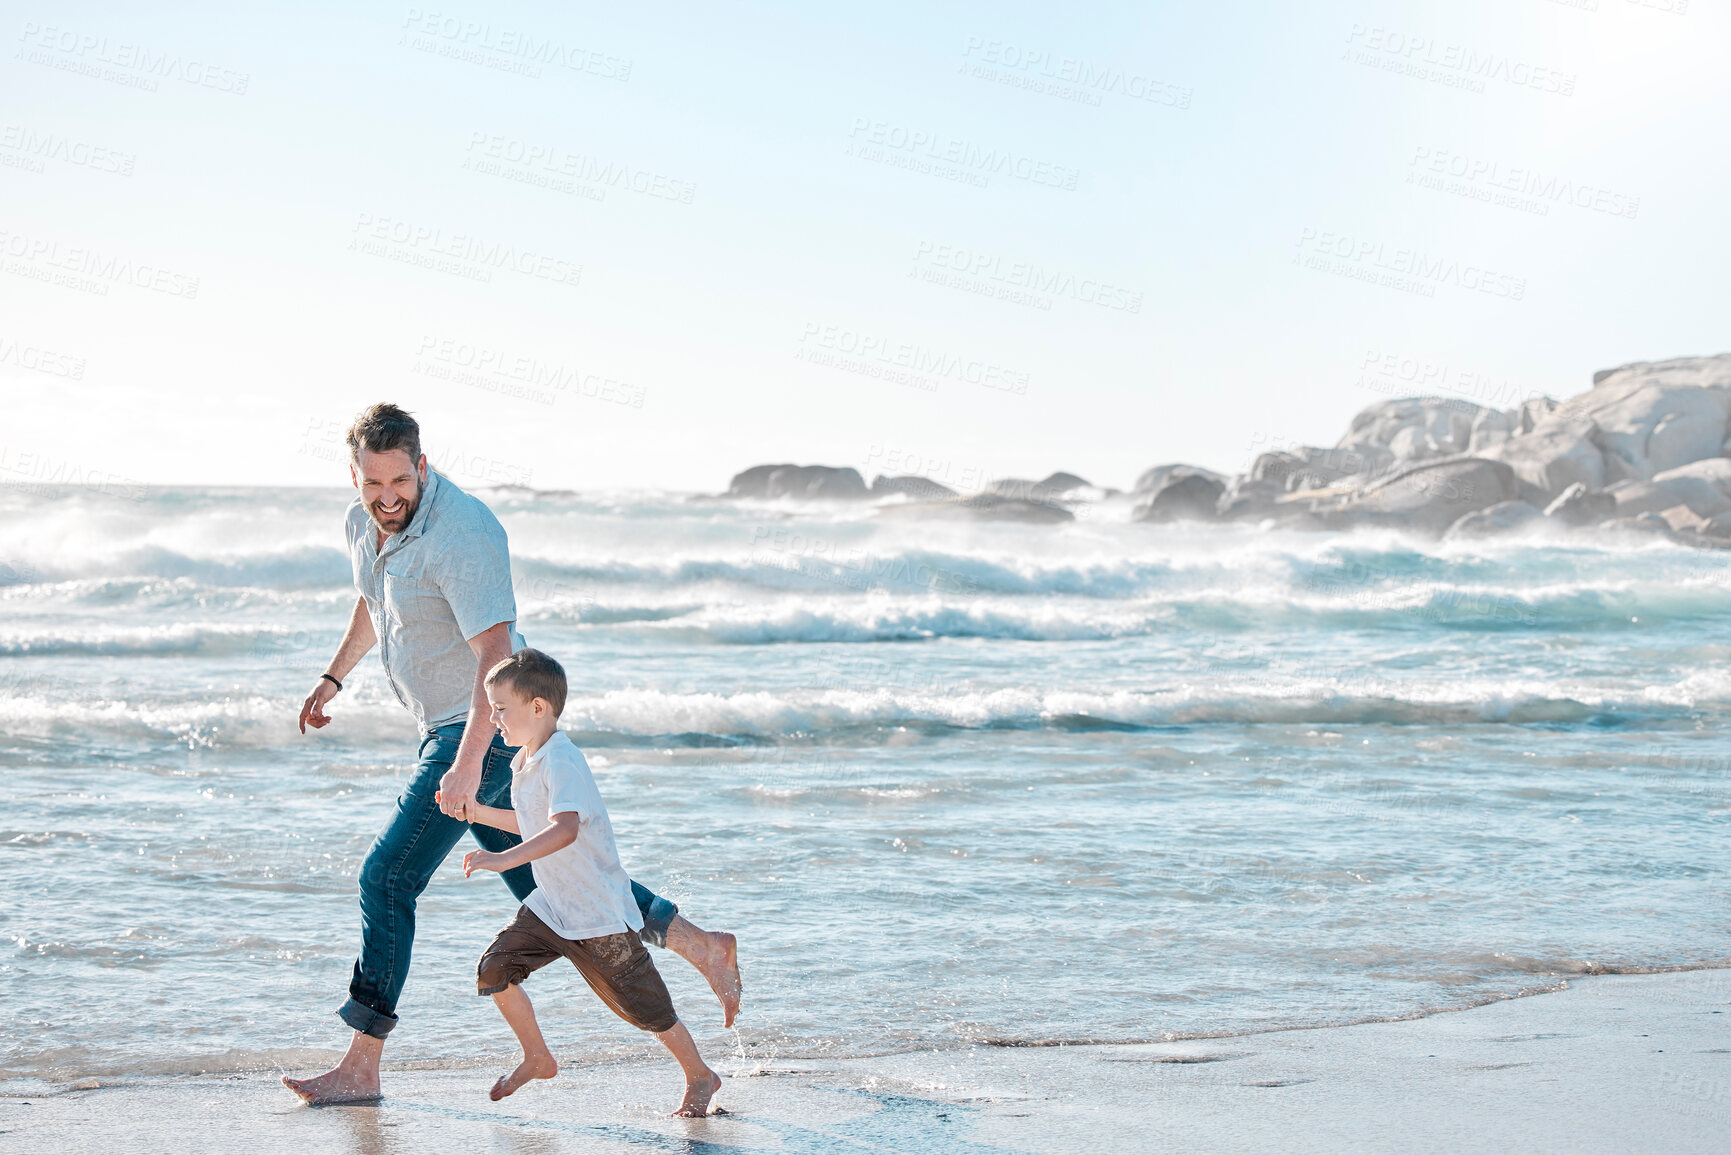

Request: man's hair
left=485, top=648, right=567, bottom=717
left=346, top=403, right=422, bottom=467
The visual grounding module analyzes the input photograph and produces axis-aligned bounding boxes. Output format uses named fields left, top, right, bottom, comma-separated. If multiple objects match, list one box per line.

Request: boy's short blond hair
left=485, top=648, right=567, bottom=717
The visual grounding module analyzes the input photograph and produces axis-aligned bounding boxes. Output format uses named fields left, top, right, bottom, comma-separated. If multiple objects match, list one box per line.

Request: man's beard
left=367, top=483, right=421, bottom=534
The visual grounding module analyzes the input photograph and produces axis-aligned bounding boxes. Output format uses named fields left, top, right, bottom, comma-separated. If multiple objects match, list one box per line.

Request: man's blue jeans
left=338, top=721, right=679, bottom=1039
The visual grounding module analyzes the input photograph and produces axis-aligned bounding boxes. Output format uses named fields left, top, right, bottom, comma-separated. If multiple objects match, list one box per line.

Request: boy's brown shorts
left=476, top=904, right=678, bottom=1034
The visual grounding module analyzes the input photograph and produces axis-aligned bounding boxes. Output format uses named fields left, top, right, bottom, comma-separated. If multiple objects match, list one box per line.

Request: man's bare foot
left=666, top=918, right=742, bottom=1027
left=706, top=932, right=742, bottom=1028
left=672, top=1069, right=721, bottom=1117
left=489, top=1051, right=557, bottom=1101
left=693, top=933, right=742, bottom=1027
left=281, top=1069, right=381, bottom=1106
left=285, top=1031, right=383, bottom=1106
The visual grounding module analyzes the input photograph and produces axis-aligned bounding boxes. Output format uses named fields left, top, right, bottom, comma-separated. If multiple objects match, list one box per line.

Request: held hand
left=434, top=791, right=469, bottom=823
left=462, top=849, right=500, bottom=878
left=298, top=678, right=339, bottom=734
left=438, top=759, right=482, bottom=819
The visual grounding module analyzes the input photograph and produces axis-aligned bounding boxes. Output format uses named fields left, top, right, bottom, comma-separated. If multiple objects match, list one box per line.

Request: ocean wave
left=0, top=577, right=355, bottom=616
left=625, top=601, right=1163, bottom=643
left=527, top=581, right=1731, bottom=642
left=6, top=503, right=1731, bottom=622
left=0, top=623, right=326, bottom=658
left=0, top=677, right=1717, bottom=751
left=3, top=579, right=1725, bottom=654
left=1, top=544, right=352, bottom=590
left=513, top=552, right=1105, bottom=596
left=0, top=693, right=416, bottom=749
left=6, top=541, right=1181, bottom=600
left=554, top=679, right=1726, bottom=740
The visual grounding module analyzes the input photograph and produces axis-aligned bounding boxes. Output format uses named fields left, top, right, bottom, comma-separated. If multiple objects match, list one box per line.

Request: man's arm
left=298, top=596, right=378, bottom=734
left=436, top=621, right=516, bottom=818
left=463, top=812, right=578, bottom=877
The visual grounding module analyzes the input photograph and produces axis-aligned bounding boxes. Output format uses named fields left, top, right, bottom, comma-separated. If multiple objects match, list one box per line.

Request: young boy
left=453, top=648, right=721, bottom=1116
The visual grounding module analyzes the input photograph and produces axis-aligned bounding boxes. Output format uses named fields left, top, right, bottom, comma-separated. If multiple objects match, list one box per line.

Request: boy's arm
left=439, top=793, right=521, bottom=835
left=463, top=812, right=578, bottom=877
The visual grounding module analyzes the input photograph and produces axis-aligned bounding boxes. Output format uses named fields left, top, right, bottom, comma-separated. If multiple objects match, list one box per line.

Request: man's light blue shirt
left=346, top=469, right=526, bottom=732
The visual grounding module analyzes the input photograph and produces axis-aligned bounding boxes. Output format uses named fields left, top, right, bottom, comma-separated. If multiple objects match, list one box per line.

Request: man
left=284, top=403, right=739, bottom=1106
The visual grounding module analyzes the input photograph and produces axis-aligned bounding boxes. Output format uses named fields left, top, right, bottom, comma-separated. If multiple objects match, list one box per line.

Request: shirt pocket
left=382, top=556, right=444, bottom=624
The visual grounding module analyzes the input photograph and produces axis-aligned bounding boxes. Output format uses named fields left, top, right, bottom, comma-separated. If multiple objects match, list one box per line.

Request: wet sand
left=5, top=969, right=1727, bottom=1154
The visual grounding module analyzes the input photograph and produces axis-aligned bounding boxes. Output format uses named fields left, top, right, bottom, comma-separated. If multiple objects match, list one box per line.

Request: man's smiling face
left=352, top=448, right=427, bottom=535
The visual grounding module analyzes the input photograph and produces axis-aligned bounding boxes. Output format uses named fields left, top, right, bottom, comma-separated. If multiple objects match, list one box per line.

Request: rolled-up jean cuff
left=338, top=997, right=399, bottom=1040
left=638, top=895, right=678, bottom=949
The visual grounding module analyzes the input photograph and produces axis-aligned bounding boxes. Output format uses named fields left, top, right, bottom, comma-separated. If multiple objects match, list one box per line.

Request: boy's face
left=486, top=683, right=546, bottom=746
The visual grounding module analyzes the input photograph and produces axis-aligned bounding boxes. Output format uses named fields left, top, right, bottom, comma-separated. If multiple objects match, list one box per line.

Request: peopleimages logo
left=749, top=527, right=989, bottom=596
left=16, top=22, right=250, bottom=94
left=0, top=334, right=86, bottom=380
left=1407, top=147, right=1639, bottom=220
left=846, top=118, right=1080, bottom=191
left=413, top=336, right=645, bottom=408
left=0, top=125, right=135, bottom=176
left=0, top=445, right=147, bottom=500
left=959, top=37, right=1192, bottom=109
left=797, top=322, right=1030, bottom=395
left=464, top=133, right=695, bottom=204
left=349, top=213, right=583, bottom=287
left=911, top=241, right=1143, bottom=313
left=0, top=226, right=200, bottom=298
left=399, top=9, right=631, bottom=80
left=863, top=445, right=989, bottom=493
left=1344, top=24, right=1576, bottom=96
left=1294, top=228, right=1526, bottom=302
left=425, top=443, right=535, bottom=488
left=1356, top=348, right=1544, bottom=411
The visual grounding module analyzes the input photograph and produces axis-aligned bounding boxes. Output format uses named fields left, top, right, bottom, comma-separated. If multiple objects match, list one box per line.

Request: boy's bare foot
left=281, top=1069, right=381, bottom=1106
left=489, top=1052, right=557, bottom=1101
left=672, top=1069, right=721, bottom=1117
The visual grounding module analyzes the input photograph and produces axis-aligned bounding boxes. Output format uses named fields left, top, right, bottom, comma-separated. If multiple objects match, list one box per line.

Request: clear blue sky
left=3, top=0, right=1725, bottom=492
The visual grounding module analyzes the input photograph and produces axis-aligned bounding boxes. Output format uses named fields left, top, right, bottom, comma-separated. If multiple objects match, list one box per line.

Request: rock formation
left=1131, top=465, right=1226, bottom=522
left=723, top=465, right=1083, bottom=522
left=870, top=474, right=958, bottom=499
left=986, top=472, right=1095, bottom=502
left=876, top=494, right=1075, bottom=524
left=1159, top=354, right=1731, bottom=545
left=1542, top=484, right=1615, bottom=526
left=726, top=464, right=869, bottom=500
left=1444, top=501, right=1548, bottom=539
left=719, top=354, right=1731, bottom=544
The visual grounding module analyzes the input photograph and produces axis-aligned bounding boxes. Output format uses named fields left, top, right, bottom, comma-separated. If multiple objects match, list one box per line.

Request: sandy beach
left=6, top=968, right=1725, bottom=1153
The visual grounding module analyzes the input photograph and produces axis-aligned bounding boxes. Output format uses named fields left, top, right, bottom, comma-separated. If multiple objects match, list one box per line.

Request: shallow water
left=2, top=482, right=1728, bottom=1078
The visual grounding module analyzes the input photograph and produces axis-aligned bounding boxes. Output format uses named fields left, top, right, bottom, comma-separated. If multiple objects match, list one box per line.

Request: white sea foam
left=0, top=622, right=311, bottom=658
left=628, top=599, right=1164, bottom=643
left=0, top=675, right=1704, bottom=749
left=0, top=692, right=415, bottom=748
left=554, top=678, right=1713, bottom=737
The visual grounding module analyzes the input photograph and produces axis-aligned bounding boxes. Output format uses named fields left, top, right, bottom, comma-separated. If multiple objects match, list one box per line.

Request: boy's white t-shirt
left=509, top=730, right=645, bottom=941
